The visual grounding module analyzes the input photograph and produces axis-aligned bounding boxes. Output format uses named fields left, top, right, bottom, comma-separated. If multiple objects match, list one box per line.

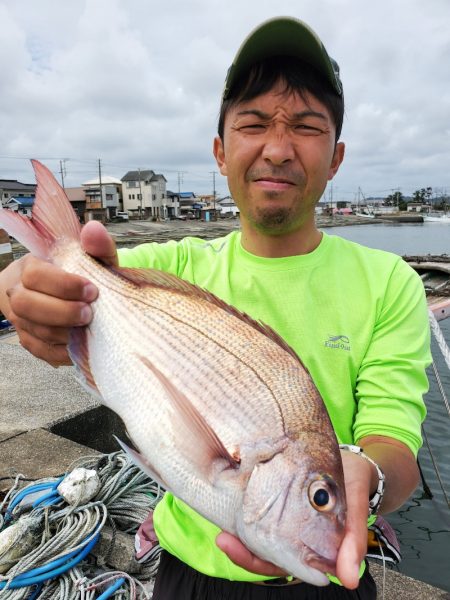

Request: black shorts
left=152, top=550, right=377, bottom=599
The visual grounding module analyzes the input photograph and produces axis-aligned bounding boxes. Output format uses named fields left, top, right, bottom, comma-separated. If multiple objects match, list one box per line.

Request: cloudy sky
left=1, top=0, right=449, bottom=201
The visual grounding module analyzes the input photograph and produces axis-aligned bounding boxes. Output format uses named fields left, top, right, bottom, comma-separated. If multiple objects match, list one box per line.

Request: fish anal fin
left=137, top=355, right=240, bottom=471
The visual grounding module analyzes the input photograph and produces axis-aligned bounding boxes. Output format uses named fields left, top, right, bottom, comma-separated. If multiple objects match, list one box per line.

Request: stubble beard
left=246, top=189, right=311, bottom=235
left=243, top=168, right=310, bottom=234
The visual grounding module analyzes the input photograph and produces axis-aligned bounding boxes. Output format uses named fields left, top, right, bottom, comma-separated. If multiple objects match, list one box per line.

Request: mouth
left=304, top=546, right=337, bottom=577
left=253, top=177, right=295, bottom=192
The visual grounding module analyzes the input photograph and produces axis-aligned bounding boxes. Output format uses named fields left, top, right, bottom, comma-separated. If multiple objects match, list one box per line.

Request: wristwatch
left=339, top=444, right=385, bottom=515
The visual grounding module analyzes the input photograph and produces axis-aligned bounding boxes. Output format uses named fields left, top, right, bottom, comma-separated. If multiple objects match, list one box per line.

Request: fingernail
left=79, top=305, right=93, bottom=325
left=82, top=282, right=97, bottom=302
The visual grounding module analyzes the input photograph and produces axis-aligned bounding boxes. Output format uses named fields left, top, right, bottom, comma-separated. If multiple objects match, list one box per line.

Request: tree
left=412, top=187, right=432, bottom=204
left=384, top=191, right=405, bottom=209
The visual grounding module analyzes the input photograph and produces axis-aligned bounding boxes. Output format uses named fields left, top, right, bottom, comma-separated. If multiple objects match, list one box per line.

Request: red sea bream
left=0, top=160, right=347, bottom=585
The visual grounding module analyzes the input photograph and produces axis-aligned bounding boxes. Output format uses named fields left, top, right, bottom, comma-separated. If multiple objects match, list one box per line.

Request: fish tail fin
left=0, top=160, right=81, bottom=259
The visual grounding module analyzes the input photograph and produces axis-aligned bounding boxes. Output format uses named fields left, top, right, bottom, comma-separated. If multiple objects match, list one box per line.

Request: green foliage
left=384, top=191, right=404, bottom=208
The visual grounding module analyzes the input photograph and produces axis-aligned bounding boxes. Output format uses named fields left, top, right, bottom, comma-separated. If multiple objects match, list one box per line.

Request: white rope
left=0, top=452, right=161, bottom=599
left=429, top=309, right=450, bottom=371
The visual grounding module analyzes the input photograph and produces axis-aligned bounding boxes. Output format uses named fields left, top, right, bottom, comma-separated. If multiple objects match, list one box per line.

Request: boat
left=404, top=255, right=450, bottom=321
left=424, top=213, right=450, bottom=223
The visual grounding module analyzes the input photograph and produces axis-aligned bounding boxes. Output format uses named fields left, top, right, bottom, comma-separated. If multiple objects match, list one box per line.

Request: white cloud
left=0, top=0, right=449, bottom=198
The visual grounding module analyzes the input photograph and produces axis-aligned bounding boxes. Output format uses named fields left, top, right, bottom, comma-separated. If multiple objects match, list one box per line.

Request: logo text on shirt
left=324, top=335, right=351, bottom=351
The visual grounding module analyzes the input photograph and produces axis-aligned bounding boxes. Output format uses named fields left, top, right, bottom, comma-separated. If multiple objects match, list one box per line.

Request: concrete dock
left=1, top=333, right=449, bottom=598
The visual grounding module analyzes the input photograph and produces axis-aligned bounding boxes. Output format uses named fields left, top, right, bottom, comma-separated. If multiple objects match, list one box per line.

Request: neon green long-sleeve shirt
left=118, top=230, right=430, bottom=581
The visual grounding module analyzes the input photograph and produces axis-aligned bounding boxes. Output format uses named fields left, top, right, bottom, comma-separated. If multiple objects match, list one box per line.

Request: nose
left=261, top=126, right=295, bottom=166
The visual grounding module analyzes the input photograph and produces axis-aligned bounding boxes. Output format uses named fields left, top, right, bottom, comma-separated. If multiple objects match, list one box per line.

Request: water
left=325, top=221, right=449, bottom=256
left=323, top=222, right=450, bottom=591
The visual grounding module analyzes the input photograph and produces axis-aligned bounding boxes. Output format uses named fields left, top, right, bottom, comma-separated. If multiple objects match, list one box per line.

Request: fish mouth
left=304, top=546, right=337, bottom=576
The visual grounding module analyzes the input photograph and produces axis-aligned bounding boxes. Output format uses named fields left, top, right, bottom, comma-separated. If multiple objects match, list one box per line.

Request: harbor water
left=325, top=221, right=450, bottom=592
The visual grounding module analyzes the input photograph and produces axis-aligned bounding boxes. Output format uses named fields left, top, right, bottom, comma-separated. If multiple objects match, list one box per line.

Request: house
left=216, top=196, right=239, bottom=217
left=65, top=187, right=87, bottom=222
left=178, top=192, right=198, bottom=219
left=0, top=179, right=36, bottom=207
left=407, top=202, right=429, bottom=213
left=4, top=196, right=35, bottom=217
left=121, top=170, right=167, bottom=220
left=82, top=176, right=123, bottom=222
left=166, top=191, right=180, bottom=219
left=0, top=228, right=13, bottom=272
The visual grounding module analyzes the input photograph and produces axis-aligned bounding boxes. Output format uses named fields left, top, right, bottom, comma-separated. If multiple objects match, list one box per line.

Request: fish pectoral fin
left=137, top=355, right=240, bottom=471
left=68, top=327, right=102, bottom=399
left=114, top=436, right=171, bottom=492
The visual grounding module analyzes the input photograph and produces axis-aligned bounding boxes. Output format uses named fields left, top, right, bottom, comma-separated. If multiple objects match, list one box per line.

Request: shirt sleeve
left=117, top=240, right=184, bottom=275
left=353, top=259, right=431, bottom=456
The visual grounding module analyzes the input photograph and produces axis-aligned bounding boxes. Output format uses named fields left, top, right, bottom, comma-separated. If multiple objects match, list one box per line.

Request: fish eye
left=308, top=478, right=336, bottom=512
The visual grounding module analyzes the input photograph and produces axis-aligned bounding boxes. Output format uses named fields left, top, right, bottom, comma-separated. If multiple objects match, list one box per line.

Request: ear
left=213, top=136, right=227, bottom=176
left=327, top=142, right=345, bottom=181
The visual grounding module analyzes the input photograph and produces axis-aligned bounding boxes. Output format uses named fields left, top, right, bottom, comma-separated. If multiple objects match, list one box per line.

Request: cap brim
left=223, top=17, right=342, bottom=99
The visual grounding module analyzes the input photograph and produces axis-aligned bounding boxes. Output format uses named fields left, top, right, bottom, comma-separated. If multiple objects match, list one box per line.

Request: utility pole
left=59, top=159, right=68, bottom=189
left=210, top=171, right=217, bottom=213
left=138, top=168, right=143, bottom=219
left=98, top=159, right=103, bottom=208
left=177, top=171, right=186, bottom=194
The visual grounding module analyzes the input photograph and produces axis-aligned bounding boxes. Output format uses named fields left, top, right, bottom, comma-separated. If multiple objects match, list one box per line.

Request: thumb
left=80, top=221, right=118, bottom=266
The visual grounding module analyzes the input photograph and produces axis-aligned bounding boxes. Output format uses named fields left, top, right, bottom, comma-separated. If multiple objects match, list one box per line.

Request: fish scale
left=0, top=160, right=347, bottom=586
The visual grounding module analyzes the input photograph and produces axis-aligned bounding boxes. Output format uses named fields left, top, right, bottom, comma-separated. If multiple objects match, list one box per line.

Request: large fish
left=0, top=160, right=346, bottom=585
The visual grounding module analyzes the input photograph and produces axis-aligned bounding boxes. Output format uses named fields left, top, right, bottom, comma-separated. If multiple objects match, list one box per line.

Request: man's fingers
left=215, top=532, right=285, bottom=577
left=20, top=256, right=97, bottom=302
left=81, top=221, right=118, bottom=266
left=12, top=318, right=71, bottom=345
left=9, top=288, right=92, bottom=327
left=335, top=530, right=363, bottom=589
left=17, top=329, right=73, bottom=367
left=335, top=452, right=372, bottom=589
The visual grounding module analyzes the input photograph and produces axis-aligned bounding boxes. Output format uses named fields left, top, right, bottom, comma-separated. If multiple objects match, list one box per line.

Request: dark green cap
left=222, top=16, right=343, bottom=100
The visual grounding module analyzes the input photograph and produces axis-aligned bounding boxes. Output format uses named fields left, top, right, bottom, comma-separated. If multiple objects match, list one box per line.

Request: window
left=152, top=194, right=156, bottom=201
left=127, top=181, right=137, bottom=188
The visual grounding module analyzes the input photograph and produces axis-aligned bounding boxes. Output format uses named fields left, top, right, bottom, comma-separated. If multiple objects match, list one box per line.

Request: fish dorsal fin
left=137, top=355, right=240, bottom=470
left=110, top=265, right=303, bottom=367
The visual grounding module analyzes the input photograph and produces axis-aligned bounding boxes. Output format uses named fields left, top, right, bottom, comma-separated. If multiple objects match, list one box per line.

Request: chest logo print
left=324, top=335, right=351, bottom=351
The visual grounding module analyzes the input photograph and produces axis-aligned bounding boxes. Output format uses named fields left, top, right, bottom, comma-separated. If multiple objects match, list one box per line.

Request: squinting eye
left=308, top=478, right=336, bottom=512
left=294, top=125, right=322, bottom=134
left=240, top=124, right=265, bottom=131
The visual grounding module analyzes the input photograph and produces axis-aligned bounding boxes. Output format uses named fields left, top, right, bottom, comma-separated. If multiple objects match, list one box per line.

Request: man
left=0, top=16, right=430, bottom=599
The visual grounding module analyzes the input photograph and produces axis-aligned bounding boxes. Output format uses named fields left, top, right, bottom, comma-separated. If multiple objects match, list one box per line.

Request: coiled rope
left=0, top=452, right=163, bottom=600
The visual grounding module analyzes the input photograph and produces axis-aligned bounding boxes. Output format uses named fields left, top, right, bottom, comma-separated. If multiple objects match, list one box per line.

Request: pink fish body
left=0, top=161, right=346, bottom=585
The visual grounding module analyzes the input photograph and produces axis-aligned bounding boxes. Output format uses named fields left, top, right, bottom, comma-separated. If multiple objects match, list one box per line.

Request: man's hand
left=216, top=438, right=418, bottom=588
left=216, top=448, right=374, bottom=589
left=0, top=221, right=117, bottom=367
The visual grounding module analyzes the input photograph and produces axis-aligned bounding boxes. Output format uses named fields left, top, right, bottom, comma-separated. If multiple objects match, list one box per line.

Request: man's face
left=214, top=82, right=345, bottom=236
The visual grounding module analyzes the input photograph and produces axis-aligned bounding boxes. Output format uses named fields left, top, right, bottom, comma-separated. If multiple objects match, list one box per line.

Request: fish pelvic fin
left=137, top=355, right=240, bottom=471
left=0, top=160, right=81, bottom=259
left=113, top=436, right=171, bottom=492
